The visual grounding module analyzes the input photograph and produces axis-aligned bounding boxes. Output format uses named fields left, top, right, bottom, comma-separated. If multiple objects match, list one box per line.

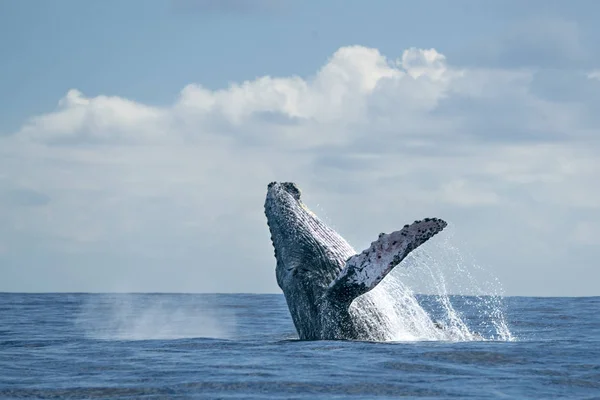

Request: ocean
left=0, top=293, right=598, bottom=399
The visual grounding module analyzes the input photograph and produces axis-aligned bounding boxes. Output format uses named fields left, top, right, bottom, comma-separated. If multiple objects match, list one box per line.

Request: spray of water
left=350, top=226, right=514, bottom=342
left=75, top=294, right=235, bottom=341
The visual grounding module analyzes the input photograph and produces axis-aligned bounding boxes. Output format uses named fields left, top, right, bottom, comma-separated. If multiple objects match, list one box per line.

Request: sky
left=1, top=0, right=599, bottom=296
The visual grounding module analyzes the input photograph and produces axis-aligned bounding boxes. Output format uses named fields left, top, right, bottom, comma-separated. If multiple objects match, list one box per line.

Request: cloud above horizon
left=2, top=45, right=599, bottom=295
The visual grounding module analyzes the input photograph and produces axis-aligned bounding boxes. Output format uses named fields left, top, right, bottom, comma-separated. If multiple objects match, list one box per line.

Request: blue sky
left=1, top=0, right=599, bottom=295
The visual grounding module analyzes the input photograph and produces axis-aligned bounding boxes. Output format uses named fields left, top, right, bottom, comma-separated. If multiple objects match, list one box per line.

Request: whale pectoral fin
left=326, top=218, right=448, bottom=306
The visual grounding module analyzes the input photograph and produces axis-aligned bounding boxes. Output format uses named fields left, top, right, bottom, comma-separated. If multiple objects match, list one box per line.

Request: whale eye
left=282, top=182, right=301, bottom=200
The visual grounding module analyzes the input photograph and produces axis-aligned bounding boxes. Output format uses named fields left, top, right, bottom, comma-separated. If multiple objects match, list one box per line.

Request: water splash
left=75, top=294, right=235, bottom=340
left=351, top=227, right=514, bottom=342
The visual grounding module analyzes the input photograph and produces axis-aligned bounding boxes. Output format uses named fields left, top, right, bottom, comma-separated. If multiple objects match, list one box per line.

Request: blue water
left=0, top=293, right=599, bottom=399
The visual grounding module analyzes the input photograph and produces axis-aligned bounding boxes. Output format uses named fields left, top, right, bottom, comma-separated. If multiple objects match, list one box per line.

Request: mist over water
left=75, top=294, right=236, bottom=340
left=352, top=226, right=514, bottom=342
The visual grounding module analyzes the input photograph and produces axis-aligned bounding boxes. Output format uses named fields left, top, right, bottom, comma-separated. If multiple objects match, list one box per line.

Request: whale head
left=264, top=182, right=354, bottom=308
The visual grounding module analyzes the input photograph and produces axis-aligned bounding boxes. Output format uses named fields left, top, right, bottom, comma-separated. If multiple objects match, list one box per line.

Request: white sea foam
left=352, top=226, right=514, bottom=342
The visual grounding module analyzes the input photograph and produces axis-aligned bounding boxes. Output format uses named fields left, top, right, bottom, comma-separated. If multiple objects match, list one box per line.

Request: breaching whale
left=264, top=182, right=447, bottom=340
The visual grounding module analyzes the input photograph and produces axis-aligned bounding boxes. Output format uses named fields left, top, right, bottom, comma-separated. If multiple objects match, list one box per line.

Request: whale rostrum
left=264, top=181, right=448, bottom=340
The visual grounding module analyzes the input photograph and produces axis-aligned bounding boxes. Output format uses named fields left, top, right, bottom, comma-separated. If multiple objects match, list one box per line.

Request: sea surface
left=0, top=293, right=599, bottom=399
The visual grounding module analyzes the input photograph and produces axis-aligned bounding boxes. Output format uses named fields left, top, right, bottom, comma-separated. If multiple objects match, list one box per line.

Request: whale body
left=264, top=182, right=447, bottom=340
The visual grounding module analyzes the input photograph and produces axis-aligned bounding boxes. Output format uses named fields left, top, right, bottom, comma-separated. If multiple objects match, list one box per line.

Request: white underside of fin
left=328, top=218, right=447, bottom=300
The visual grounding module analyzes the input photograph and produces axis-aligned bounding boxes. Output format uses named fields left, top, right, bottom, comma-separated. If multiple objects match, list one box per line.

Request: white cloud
left=587, top=69, right=600, bottom=80
left=439, top=180, right=500, bottom=207
left=17, top=89, right=167, bottom=144
left=2, top=45, right=599, bottom=295
left=571, top=221, right=600, bottom=245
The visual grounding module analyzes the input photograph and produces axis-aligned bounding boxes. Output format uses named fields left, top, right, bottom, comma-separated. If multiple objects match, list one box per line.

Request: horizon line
left=0, top=292, right=598, bottom=298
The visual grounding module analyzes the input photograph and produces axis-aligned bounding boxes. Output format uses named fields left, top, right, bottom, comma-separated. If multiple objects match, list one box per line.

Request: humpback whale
left=264, top=182, right=447, bottom=341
